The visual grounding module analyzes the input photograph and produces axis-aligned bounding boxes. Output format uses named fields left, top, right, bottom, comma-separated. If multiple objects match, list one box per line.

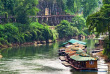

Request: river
left=0, top=39, right=109, bottom=74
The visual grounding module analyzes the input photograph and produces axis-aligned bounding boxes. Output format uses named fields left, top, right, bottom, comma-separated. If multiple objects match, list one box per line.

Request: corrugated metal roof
left=68, top=39, right=86, bottom=45
left=76, top=49, right=84, bottom=54
left=79, top=53, right=90, bottom=57
left=70, top=55, right=97, bottom=61
left=60, top=39, right=86, bottom=47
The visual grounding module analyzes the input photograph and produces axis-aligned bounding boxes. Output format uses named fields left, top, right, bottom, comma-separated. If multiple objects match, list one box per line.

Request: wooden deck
left=59, top=56, right=66, bottom=61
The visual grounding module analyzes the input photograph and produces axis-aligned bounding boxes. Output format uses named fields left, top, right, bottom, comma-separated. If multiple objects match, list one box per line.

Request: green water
left=0, top=40, right=109, bottom=74
left=84, top=39, right=99, bottom=54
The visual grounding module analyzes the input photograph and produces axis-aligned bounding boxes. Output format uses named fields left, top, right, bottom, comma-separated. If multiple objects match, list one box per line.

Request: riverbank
left=93, top=50, right=110, bottom=71
left=0, top=22, right=58, bottom=49
left=0, top=40, right=54, bottom=49
left=0, top=34, right=96, bottom=49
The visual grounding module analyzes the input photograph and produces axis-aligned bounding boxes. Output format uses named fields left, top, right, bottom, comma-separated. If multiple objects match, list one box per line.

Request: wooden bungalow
left=70, top=54, right=97, bottom=70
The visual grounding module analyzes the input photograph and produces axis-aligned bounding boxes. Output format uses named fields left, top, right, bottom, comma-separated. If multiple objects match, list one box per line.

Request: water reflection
left=84, top=39, right=99, bottom=54
left=0, top=41, right=109, bottom=74
left=0, top=43, right=71, bottom=74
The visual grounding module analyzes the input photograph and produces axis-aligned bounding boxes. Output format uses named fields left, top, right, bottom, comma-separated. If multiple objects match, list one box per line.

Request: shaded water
left=0, top=40, right=109, bottom=74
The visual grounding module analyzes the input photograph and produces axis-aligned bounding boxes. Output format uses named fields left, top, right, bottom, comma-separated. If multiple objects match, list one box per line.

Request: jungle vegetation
left=0, top=0, right=102, bottom=47
left=86, top=0, right=110, bottom=59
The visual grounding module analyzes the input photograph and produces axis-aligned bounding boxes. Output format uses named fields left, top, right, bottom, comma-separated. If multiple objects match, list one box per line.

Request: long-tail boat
left=59, top=39, right=98, bottom=70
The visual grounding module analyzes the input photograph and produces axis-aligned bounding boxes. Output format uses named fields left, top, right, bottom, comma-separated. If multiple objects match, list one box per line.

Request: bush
left=0, top=42, right=2, bottom=47
left=71, top=27, right=79, bottom=36
left=71, top=15, right=86, bottom=30
left=83, top=28, right=90, bottom=36
left=51, top=29, right=59, bottom=41
left=13, top=23, right=29, bottom=32
left=71, top=15, right=90, bottom=36
left=0, top=22, right=57, bottom=45
left=0, top=38, right=8, bottom=44
left=102, top=36, right=110, bottom=60
left=4, top=23, right=19, bottom=43
left=29, top=22, right=44, bottom=41
left=0, top=25, right=5, bottom=37
left=56, top=20, right=79, bottom=38
left=103, top=36, right=109, bottom=55
left=29, top=22, right=58, bottom=42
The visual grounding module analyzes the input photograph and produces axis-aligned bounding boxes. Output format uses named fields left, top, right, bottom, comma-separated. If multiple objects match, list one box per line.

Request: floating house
left=59, top=39, right=98, bottom=70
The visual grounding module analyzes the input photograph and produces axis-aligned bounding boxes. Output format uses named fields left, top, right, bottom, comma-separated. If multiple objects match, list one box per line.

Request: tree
left=71, top=15, right=86, bottom=30
left=0, top=0, right=39, bottom=24
left=56, top=0, right=66, bottom=12
left=82, top=0, right=99, bottom=18
left=71, top=15, right=90, bottom=36
left=66, top=0, right=82, bottom=14
left=56, top=20, right=79, bottom=38
left=64, top=0, right=100, bottom=16
left=66, top=0, right=74, bottom=12
left=86, top=0, right=110, bottom=36
left=86, top=0, right=110, bottom=54
left=15, top=0, right=39, bottom=24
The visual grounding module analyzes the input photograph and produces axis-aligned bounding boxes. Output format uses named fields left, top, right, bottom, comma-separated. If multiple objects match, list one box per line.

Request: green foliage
left=86, top=0, right=110, bottom=36
left=4, top=23, right=19, bottom=43
left=66, top=0, right=74, bottom=12
left=56, top=20, right=79, bottom=38
left=83, top=28, right=90, bottom=36
left=56, top=0, right=66, bottom=11
left=71, top=15, right=86, bottom=30
left=15, top=0, right=39, bottom=24
left=29, top=22, right=47, bottom=41
left=71, top=15, right=89, bottom=36
left=0, top=22, right=58, bottom=45
left=82, top=0, right=99, bottom=18
left=103, top=36, right=110, bottom=59
left=41, top=0, right=100, bottom=17
left=0, top=25, right=5, bottom=37
left=0, top=38, right=8, bottom=45
left=71, top=27, right=79, bottom=36
left=60, top=0, right=100, bottom=17
left=0, top=0, right=39, bottom=24
left=51, top=29, right=59, bottom=41
left=103, top=0, right=110, bottom=4
left=0, top=42, right=2, bottom=47
left=86, top=0, right=110, bottom=58
left=1, top=0, right=15, bottom=15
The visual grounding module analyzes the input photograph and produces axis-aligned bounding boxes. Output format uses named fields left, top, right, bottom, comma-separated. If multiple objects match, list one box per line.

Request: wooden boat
left=59, top=39, right=98, bottom=70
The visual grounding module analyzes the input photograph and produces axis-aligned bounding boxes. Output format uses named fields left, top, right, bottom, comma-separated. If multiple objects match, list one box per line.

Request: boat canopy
left=68, top=39, right=86, bottom=45
left=70, top=55, right=97, bottom=61
left=79, top=53, right=90, bottom=57
left=59, top=39, right=86, bottom=47
left=59, top=42, right=68, bottom=47
left=76, top=49, right=84, bottom=54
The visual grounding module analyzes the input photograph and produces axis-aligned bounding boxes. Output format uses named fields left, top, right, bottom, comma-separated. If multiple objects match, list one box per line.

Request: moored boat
left=59, top=39, right=98, bottom=70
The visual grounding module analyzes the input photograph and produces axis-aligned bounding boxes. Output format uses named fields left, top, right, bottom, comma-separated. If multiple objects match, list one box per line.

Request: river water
left=0, top=39, right=109, bottom=74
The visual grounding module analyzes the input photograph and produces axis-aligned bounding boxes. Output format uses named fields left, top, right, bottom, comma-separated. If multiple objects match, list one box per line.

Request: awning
left=60, top=39, right=86, bottom=47
left=68, top=39, right=86, bottom=45
left=70, top=55, right=97, bottom=61
left=76, top=49, right=84, bottom=54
